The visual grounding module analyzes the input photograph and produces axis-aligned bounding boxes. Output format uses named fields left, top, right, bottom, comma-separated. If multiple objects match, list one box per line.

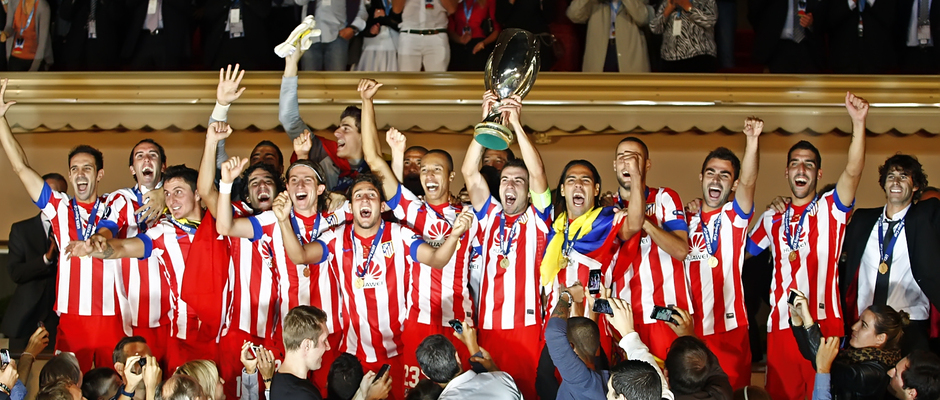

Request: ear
left=194, top=192, right=202, bottom=204
left=381, top=202, right=389, bottom=213
left=875, top=332, right=888, bottom=347
left=97, top=169, right=105, bottom=182
left=731, top=179, right=739, bottom=192
left=593, top=183, right=600, bottom=197
left=908, top=388, right=918, bottom=400
left=817, top=169, right=823, bottom=180
left=645, top=158, right=652, bottom=173
left=699, top=173, right=704, bottom=183
left=448, top=171, right=455, bottom=182
left=114, top=362, right=125, bottom=379
left=316, top=183, right=326, bottom=196
left=129, top=165, right=136, bottom=176
left=664, top=367, right=670, bottom=383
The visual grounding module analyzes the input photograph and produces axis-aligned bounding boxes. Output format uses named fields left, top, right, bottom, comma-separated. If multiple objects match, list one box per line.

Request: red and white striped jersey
left=34, top=182, right=120, bottom=316
left=685, top=199, right=752, bottom=336
left=319, top=221, right=421, bottom=363
left=270, top=205, right=350, bottom=335
left=609, top=187, right=693, bottom=324
left=222, top=211, right=280, bottom=340
left=473, top=196, right=550, bottom=330
left=137, top=218, right=198, bottom=340
left=747, top=188, right=852, bottom=332
left=104, top=186, right=167, bottom=330
left=389, top=184, right=476, bottom=326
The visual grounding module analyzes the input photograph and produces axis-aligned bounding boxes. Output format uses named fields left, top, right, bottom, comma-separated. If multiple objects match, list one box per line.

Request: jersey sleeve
left=826, top=187, right=854, bottom=214
left=659, top=188, right=689, bottom=233
left=399, top=224, right=427, bottom=263
left=33, top=182, right=65, bottom=220
left=136, top=232, right=156, bottom=259
left=246, top=216, right=264, bottom=242
left=390, top=184, right=421, bottom=225
left=100, top=191, right=133, bottom=237
left=731, top=197, right=754, bottom=228
left=747, top=210, right=773, bottom=256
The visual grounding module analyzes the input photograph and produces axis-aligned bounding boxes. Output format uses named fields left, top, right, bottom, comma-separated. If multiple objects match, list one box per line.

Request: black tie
left=872, top=220, right=898, bottom=307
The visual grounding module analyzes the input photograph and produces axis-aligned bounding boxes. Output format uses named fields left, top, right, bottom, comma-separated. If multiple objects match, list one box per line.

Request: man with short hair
left=841, top=154, right=940, bottom=353
left=399, top=145, right=428, bottom=197
left=664, top=336, right=733, bottom=400
left=888, top=351, right=940, bottom=400
left=544, top=284, right=606, bottom=400
left=747, top=92, right=869, bottom=400
left=416, top=333, right=521, bottom=400
left=110, top=337, right=156, bottom=400
left=482, top=148, right=513, bottom=172
left=683, top=117, right=762, bottom=389
left=605, top=295, right=673, bottom=400
left=0, top=79, right=124, bottom=372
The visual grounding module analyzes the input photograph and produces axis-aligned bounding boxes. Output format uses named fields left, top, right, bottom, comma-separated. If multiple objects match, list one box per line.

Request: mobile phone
left=373, top=364, right=390, bottom=383
left=247, top=344, right=262, bottom=360
left=131, top=356, right=147, bottom=374
left=592, top=299, right=614, bottom=315
left=0, top=349, right=10, bottom=368
left=37, top=321, right=44, bottom=329
left=787, top=290, right=798, bottom=305
left=650, top=305, right=678, bottom=323
left=588, top=270, right=602, bottom=295
left=448, top=319, right=464, bottom=334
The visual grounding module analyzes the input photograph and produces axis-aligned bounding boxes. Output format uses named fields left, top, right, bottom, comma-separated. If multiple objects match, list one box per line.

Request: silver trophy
left=473, top=28, right=541, bottom=151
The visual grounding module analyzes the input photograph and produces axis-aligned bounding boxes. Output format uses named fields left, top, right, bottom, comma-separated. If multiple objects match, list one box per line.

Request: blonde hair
left=175, top=360, right=221, bottom=400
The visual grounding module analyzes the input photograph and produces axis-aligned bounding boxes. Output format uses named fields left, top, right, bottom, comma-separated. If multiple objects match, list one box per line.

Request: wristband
left=120, top=386, right=136, bottom=398
left=21, top=351, right=33, bottom=358
left=263, top=377, right=273, bottom=383
left=219, top=181, right=233, bottom=194
left=212, top=101, right=231, bottom=121
left=0, top=382, right=10, bottom=395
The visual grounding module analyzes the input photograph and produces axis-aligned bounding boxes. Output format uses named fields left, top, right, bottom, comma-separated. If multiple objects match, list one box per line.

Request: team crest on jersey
left=326, top=213, right=340, bottom=226
left=645, top=204, right=655, bottom=216
left=425, top=221, right=451, bottom=248
left=382, top=242, right=394, bottom=258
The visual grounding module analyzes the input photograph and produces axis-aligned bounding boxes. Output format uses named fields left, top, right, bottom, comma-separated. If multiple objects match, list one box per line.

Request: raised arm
left=619, top=154, right=646, bottom=241
left=0, top=79, right=44, bottom=201
left=199, top=121, right=233, bottom=217
left=462, top=92, right=497, bottom=210
left=211, top=64, right=247, bottom=168
left=272, top=192, right=326, bottom=265
left=415, top=210, right=473, bottom=268
left=736, top=117, right=762, bottom=213
left=387, top=128, right=406, bottom=182
left=835, top=92, right=868, bottom=208
left=216, top=157, right=256, bottom=238
left=642, top=191, right=690, bottom=260
left=357, top=79, right=399, bottom=201
left=503, top=97, right=548, bottom=196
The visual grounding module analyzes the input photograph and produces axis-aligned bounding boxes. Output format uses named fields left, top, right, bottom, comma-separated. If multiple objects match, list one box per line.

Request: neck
left=567, top=204, right=594, bottom=219
left=76, top=194, right=98, bottom=205
left=885, top=200, right=911, bottom=219
left=294, top=207, right=317, bottom=218
left=182, top=208, right=204, bottom=222
left=355, top=222, right=381, bottom=237
left=618, top=184, right=645, bottom=201
left=347, top=156, right=363, bottom=166
left=791, top=191, right=817, bottom=207
left=701, top=202, right=724, bottom=214
left=278, top=354, right=310, bottom=380
left=426, top=195, right=449, bottom=207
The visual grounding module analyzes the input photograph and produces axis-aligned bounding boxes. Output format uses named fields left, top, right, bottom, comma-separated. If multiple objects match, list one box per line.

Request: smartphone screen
left=0, top=349, right=10, bottom=367
left=588, top=270, right=602, bottom=295
left=787, top=290, right=798, bottom=305
left=650, top=305, right=676, bottom=322
left=448, top=319, right=464, bottom=334
left=373, top=364, right=391, bottom=383
left=592, top=299, right=614, bottom=315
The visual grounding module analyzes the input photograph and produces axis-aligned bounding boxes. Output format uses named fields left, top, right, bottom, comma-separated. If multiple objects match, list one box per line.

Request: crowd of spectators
left=0, top=0, right=933, bottom=72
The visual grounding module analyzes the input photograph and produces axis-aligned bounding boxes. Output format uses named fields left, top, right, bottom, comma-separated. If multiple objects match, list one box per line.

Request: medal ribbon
left=168, top=216, right=199, bottom=235
left=289, top=209, right=321, bottom=245
left=699, top=211, right=721, bottom=256
left=17, top=3, right=36, bottom=39
left=71, top=198, right=102, bottom=241
left=463, top=0, right=474, bottom=25
left=498, top=212, right=521, bottom=257
left=353, top=223, right=385, bottom=279
left=131, top=185, right=148, bottom=234
left=783, top=194, right=818, bottom=253
left=877, top=214, right=906, bottom=264
left=562, top=219, right=585, bottom=257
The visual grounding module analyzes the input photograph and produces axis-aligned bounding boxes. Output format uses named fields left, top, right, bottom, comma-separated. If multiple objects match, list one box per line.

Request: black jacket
left=792, top=322, right=892, bottom=400
left=747, top=0, right=827, bottom=64
left=826, top=0, right=898, bottom=73
left=0, top=214, right=59, bottom=340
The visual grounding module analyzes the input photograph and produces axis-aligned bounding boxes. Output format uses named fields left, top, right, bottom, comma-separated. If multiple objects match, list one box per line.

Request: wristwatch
left=559, top=291, right=573, bottom=306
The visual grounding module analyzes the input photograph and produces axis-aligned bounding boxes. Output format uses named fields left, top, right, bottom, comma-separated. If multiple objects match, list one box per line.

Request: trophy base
left=473, top=122, right=515, bottom=150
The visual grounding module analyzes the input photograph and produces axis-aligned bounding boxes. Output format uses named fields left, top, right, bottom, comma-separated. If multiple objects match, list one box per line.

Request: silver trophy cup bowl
left=473, top=28, right=541, bottom=150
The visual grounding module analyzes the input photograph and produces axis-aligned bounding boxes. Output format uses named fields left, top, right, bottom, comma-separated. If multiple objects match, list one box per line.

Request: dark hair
left=480, top=165, right=501, bottom=198
left=867, top=305, right=910, bottom=351
left=483, top=148, right=516, bottom=162
left=283, top=305, right=328, bottom=352
left=37, top=379, right=77, bottom=400
left=286, top=160, right=330, bottom=213
left=609, top=360, right=662, bottom=400
left=701, top=147, right=742, bottom=181
left=553, top=160, right=601, bottom=216
left=406, top=146, right=429, bottom=155
left=567, top=317, right=601, bottom=362
left=501, top=159, right=529, bottom=178
left=665, top=336, right=719, bottom=395
left=327, top=354, right=364, bottom=400
left=424, top=149, right=454, bottom=172
left=39, top=353, right=82, bottom=388
left=252, top=140, right=285, bottom=169
left=879, top=154, right=929, bottom=201
left=112, top=336, right=147, bottom=365
left=154, top=374, right=206, bottom=400
left=240, top=162, right=286, bottom=204
left=82, top=368, right=121, bottom=400
left=42, top=172, right=66, bottom=183
left=617, top=137, right=649, bottom=158
left=416, top=335, right=461, bottom=384
left=128, top=139, right=167, bottom=167
left=164, top=164, right=199, bottom=193
left=406, top=379, right=445, bottom=400
left=347, top=173, right=387, bottom=203
left=68, top=145, right=104, bottom=172
left=903, top=351, right=940, bottom=400
left=787, top=140, right=822, bottom=169
left=341, top=106, right=362, bottom=131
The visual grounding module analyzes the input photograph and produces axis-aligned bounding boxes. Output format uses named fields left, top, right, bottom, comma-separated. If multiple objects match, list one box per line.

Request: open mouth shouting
left=337, top=139, right=346, bottom=152
left=571, top=192, right=586, bottom=207
left=503, top=191, right=517, bottom=208
left=425, top=182, right=440, bottom=194
left=794, top=176, right=809, bottom=188
left=359, top=205, right=373, bottom=220
left=706, top=185, right=723, bottom=202
left=76, top=179, right=89, bottom=193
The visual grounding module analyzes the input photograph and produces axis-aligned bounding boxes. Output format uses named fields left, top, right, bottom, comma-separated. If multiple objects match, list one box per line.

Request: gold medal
left=354, top=277, right=365, bottom=289
left=707, top=256, right=719, bottom=268
left=560, top=257, right=569, bottom=268
left=788, top=252, right=798, bottom=262
left=878, top=262, right=888, bottom=274
left=500, top=258, right=509, bottom=269
left=302, top=267, right=310, bottom=278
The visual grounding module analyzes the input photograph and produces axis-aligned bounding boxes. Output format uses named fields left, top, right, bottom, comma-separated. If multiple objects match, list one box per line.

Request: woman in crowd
left=648, top=0, right=717, bottom=72
left=354, top=0, right=402, bottom=71
left=448, top=0, right=501, bottom=71
left=789, top=290, right=908, bottom=400
left=176, top=360, right=226, bottom=400
left=0, top=0, right=51, bottom=71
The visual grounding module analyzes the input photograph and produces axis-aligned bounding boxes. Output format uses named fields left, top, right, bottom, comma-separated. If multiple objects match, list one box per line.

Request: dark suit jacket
left=0, top=214, right=59, bottom=339
left=840, top=198, right=940, bottom=321
left=895, top=0, right=940, bottom=56
left=827, top=0, right=898, bottom=73
left=201, top=0, right=270, bottom=69
left=58, top=0, right=122, bottom=70
left=747, top=0, right=827, bottom=64
left=120, top=0, right=192, bottom=63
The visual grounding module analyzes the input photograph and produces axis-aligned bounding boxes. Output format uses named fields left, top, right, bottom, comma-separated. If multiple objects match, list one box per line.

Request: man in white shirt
left=299, top=0, right=368, bottom=70
left=392, top=0, right=457, bottom=71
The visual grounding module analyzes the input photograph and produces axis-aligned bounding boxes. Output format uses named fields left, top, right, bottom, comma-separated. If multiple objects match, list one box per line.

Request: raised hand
left=0, top=78, right=17, bottom=118
left=685, top=198, right=703, bottom=215
left=327, top=192, right=347, bottom=213
left=608, top=296, right=636, bottom=337
left=272, top=192, right=293, bottom=221
left=293, top=130, right=313, bottom=160
left=612, top=207, right=629, bottom=225
left=239, top=341, right=259, bottom=374
left=845, top=91, right=870, bottom=123
left=123, top=355, right=144, bottom=391
left=386, top=127, right=406, bottom=155
left=207, top=121, right=233, bottom=143
left=501, top=95, right=523, bottom=127
left=744, top=116, right=764, bottom=138
left=142, top=355, right=162, bottom=394
left=482, top=90, right=499, bottom=119
left=767, top=196, right=791, bottom=213
left=217, top=64, right=247, bottom=106
left=358, top=79, right=383, bottom=101
left=469, top=347, right=499, bottom=372
left=137, top=189, right=166, bottom=224
left=257, top=347, right=276, bottom=386
left=816, top=336, right=840, bottom=374
left=220, top=156, right=249, bottom=184
left=25, top=326, right=50, bottom=356
left=364, top=370, right=392, bottom=400
left=0, top=360, right=18, bottom=393
left=664, top=306, right=695, bottom=337
left=452, top=208, right=474, bottom=237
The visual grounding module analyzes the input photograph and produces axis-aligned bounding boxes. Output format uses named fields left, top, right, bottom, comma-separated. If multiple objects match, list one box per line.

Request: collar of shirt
left=883, top=202, right=912, bottom=221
